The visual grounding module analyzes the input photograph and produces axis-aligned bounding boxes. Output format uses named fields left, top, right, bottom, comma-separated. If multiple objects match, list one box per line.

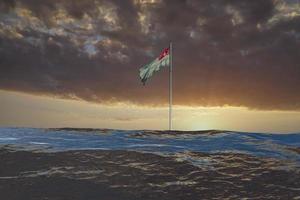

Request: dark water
left=0, top=128, right=299, bottom=199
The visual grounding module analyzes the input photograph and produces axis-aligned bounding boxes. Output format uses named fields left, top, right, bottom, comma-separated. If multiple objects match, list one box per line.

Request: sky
left=0, top=0, right=300, bottom=132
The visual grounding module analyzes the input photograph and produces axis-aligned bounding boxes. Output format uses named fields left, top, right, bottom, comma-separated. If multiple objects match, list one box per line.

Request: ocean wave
left=0, top=137, right=19, bottom=141
left=29, top=142, right=49, bottom=145
left=0, top=148, right=299, bottom=199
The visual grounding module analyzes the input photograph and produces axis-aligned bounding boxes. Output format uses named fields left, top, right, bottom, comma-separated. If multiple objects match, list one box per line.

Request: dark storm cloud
left=0, top=0, right=300, bottom=110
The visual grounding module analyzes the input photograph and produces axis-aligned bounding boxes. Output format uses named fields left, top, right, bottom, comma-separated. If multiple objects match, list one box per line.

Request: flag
left=139, top=47, right=170, bottom=85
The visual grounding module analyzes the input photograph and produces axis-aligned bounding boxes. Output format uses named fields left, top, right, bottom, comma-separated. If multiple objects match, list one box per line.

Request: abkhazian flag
left=139, top=47, right=170, bottom=85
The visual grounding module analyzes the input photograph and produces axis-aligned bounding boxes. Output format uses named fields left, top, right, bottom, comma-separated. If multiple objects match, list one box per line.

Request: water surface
left=0, top=128, right=299, bottom=199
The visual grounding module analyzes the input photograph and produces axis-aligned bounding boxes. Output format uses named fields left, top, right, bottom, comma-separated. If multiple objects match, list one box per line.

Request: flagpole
left=169, top=42, right=173, bottom=131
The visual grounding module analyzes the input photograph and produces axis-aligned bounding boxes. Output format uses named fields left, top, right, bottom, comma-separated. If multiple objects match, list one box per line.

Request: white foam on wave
left=126, top=144, right=172, bottom=148
left=29, top=142, right=49, bottom=145
left=0, top=137, right=19, bottom=141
